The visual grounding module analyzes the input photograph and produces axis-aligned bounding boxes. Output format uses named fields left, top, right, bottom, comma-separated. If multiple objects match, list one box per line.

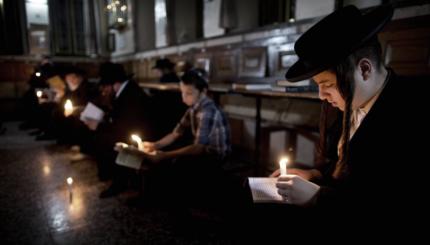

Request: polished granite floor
left=0, top=122, right=240, bottom=244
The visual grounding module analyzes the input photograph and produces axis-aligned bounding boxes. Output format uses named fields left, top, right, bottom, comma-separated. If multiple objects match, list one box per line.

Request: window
left=259, top=0, right=296, bottom=27
left=25, top=0, right=50, bottom=55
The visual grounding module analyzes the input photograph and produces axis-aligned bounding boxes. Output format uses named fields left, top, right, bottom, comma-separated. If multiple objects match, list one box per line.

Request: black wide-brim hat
left=152, top=58, right=175, bottom=70
left=285, top=5, right=393, bottom=82
left=62, top=65, right=86, bottom=77
left=98, top=62, right=132, bottom=85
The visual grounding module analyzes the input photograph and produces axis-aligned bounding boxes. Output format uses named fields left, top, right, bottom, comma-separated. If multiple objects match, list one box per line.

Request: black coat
left=108, top=80, right=152, bottom=142
left=316, top=72, right=427, bottom=220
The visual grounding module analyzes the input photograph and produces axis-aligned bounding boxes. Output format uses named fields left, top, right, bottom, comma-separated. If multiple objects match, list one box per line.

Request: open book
left=248, top=177, right=285, bottom=203
left=115, top=143, right=144, bottom=170
left=80, top=102, right=105, bottom=122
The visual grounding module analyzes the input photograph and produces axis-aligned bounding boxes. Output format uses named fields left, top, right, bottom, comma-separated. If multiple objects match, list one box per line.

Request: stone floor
left=0, top=122, right=240, bottom=244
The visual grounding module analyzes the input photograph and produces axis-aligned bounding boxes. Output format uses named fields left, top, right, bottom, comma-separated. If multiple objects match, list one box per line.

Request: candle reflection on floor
left=47, top=182, right=86, bottom=232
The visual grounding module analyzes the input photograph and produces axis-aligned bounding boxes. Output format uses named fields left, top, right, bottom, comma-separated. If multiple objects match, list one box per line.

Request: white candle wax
left=279, top=157, right=289, bottom=176
left=131, top=134, right=143, bottom=150
left=64, top=100, right=74, bottom=117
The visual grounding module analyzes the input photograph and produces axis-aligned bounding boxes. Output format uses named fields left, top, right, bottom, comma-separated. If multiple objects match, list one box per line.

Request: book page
left=248, top=177, right=285, bottom=203
left=115, top=150, right=143, bottom=170
left=80, top=102, right=105, bottom=122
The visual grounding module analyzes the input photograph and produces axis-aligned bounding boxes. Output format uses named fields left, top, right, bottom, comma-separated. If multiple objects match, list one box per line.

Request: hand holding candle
left=64, top=99, right=74, bottom=117
left=279, top=156, right=289, bottom=176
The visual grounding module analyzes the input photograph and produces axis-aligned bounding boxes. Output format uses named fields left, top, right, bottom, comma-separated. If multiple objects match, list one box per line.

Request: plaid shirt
left=174, top=96, right=231, bottom=157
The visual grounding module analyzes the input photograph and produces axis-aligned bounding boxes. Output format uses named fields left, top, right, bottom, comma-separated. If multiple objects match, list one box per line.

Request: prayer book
left=232, top=83, right=272, bottom=91
left=80, top=102, right=105, bottom=122
left=248, top=177, right=284, bottom=203
left=115, top=143, right=144, bottom=170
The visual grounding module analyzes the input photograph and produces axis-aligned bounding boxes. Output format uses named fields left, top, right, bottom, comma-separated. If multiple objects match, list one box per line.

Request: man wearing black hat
left=152, top=58, right=179, bottom=83
left=95, top=63, right=153, bottom=197
left=274, top=4, right=426, bottom=221
left=63, top=66, right=95, bottom=107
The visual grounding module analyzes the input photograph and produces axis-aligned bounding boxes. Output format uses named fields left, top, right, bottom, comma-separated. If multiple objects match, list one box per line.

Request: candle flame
left=36, top=91, right=43, bottom=98
left=67, top=177, right=73, bottom=185
left=43, top=165, right=50, bottom=175
left=64, top=100, right=73, bottom=110
left=279, top=156, right=289, bottom=176
left=131, top=134, right=142, bottom=143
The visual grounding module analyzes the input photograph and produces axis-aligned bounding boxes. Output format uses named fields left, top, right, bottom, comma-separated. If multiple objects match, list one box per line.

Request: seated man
left=152, top=58, right=179, bottom=83
left=272, top=5, right=426, bottom=231
left=96, top=63, right=152, bottom=193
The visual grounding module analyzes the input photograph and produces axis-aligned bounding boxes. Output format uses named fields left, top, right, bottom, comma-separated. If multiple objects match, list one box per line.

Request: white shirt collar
left=115, top=80, right=129, bottom=98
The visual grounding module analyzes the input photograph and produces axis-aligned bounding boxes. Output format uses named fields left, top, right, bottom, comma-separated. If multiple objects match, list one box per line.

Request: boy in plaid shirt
left=142, top=69, right=231, bottom=162
left=121, top=69, right=238, bottom=206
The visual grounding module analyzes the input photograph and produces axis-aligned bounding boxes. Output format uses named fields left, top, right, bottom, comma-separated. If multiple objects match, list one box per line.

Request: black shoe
left=99, top=184, right=124, bottom=199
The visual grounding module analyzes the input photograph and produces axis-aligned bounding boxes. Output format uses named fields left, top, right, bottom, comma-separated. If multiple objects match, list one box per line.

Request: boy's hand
left=142, top=141, right=157, bottom=154
left=269, top=169, right=281, bottom=177
left=142, top=150, right=165, bottom=164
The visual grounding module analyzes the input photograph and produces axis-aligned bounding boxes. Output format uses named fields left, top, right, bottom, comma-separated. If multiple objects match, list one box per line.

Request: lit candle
left=35, top=72, right=41, bottom=77
left=64, top=99, right=74, bottom=117
left=43, top=165, right=50, bottom=176
left=67, top=177, right=73, bottom=203
left=131, top=134, right=143, bottom=150
left=36, top=90, right=43, bottom=98
left=279, top=156, right=289, bottom=176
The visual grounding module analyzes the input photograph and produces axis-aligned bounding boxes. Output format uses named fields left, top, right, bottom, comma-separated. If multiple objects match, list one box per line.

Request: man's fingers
left=276, top=180, right=292, bottom=189
left=277, top=175, right=294, bottom=182
left=277, top=188, right=289, bottom=196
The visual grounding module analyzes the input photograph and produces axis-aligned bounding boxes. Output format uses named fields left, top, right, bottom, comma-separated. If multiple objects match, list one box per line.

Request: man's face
left=179, top=82, right=201, bottom=107
left=113, top=82, right=121, bottom=93
left=100, top=84, right=113, bottom=97
left=313, top=71, right=346, bottom=111
left=153, top=69, right=162, bottom=77
left=65, top=73, right=82, bottom=91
